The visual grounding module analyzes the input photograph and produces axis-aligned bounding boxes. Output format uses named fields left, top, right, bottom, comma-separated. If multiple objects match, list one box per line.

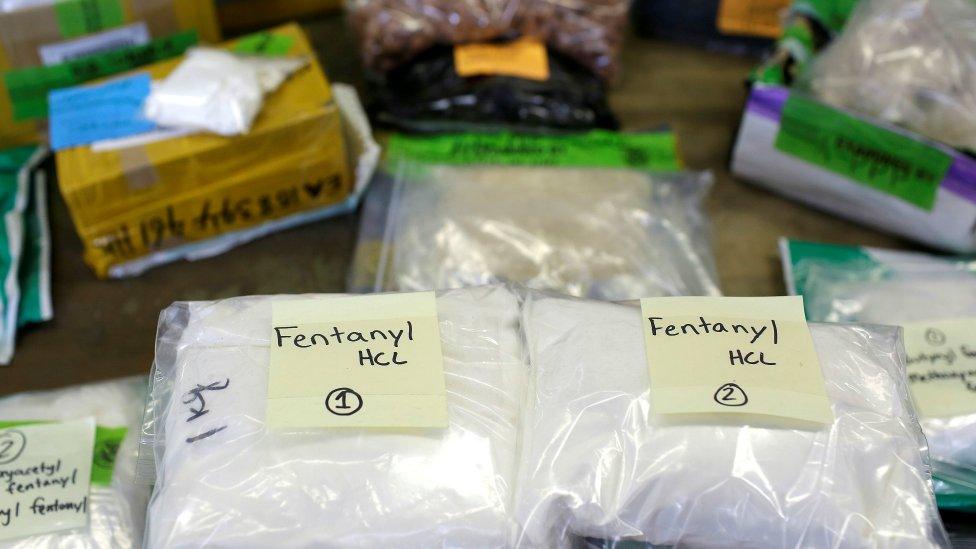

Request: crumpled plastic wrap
left=143, top=286, right=526, bottom=548
left=0, top=376, right=149, bottom=549
left=347, top=0, right=628, bottom=82
left=804, top=0, right=976, bottom=151
left=356, top=163, right=720, bottom=300
left=514, top=291, right=948, bottom=547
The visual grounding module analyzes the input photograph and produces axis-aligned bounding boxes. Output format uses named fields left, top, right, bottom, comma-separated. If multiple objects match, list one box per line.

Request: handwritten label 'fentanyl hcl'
left=641, top=296, right=832, bottom=426
left=0, top=418, right=95, bottom=541
left=267, top=292, right=448, bottom=429
left=903, top=318, right=976, bottom=418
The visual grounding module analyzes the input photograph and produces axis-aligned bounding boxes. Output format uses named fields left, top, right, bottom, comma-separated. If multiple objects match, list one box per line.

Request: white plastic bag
left=514, top=291, right=948, bottom=548
left=0, top=376, right=149, bottom=549
left=359, top=163, right=719, bottom=300
left=781, top=238, right=976, bottom=508
left=143, top=286, right=526, bottom=548
left=143, top=48, right=308, bottom=136
left=804, top=0, right=976, bottom=151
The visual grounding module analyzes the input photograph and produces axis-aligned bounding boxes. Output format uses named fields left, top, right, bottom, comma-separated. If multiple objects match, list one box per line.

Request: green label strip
left=387, top=130, right=682, bottom=171
left=0, top=421, right=127, bottom=487
left=3, top=29, right=198, bottom=121
left=234, top=32, right=295, bottom=56
left=774, top=95, right=951, bottom=211
left=55, top=0, right=125, bottom=38
left=791, top=0, right=860, bottom=33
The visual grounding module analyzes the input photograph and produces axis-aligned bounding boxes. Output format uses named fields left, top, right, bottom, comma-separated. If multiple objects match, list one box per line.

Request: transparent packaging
left=347, top=0, right=628, bottom=82
left=792, top=250, right=976, bottom=511
left=514, top=290, right=948, bottom=547
left=353, top=163, right=719, bottom=300
left=143, top=48, right=309, bottom=137
left=0, top=376, right=150, bottom=549
left=142, top=286, right=526, bottom=548
left=803, top=0, right=976, bottom=152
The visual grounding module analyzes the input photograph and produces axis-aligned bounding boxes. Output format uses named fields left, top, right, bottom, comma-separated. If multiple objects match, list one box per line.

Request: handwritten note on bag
left=267, top=292, right=448, bottom=429
left=641, top=296, right=833, bottom=427
left=0, top=418, right=95, bottom=541
left=903, top=318, right=976, bottom=418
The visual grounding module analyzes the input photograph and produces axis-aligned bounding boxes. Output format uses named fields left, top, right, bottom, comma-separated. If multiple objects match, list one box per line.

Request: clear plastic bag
left=347, top=0, right=628, bottom=82
left=0, top=376, right=150, bottom=549
left=803, top=0, right=976, bottom=152
left=142, top=286, right=526, bottom=548
left=143, top=48, right=309, bottom=136
left=514, top=290, right=948, bottom=547
left=782, top=240, right=976, bottom=511
left=354, top=163, right=720, bottom=300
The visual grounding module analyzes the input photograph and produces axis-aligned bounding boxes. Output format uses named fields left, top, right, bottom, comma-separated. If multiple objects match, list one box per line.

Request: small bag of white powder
left=0, top=376, right=149, bottom=549
left=802, top=0, right=976, bottom=152
left=143, top=286, right=525, bottom=548
left=357, top=162, right=720, bottom=300
left=514, top=290, right=948, bottom=548
left=782, top=238, right=976, bottom=511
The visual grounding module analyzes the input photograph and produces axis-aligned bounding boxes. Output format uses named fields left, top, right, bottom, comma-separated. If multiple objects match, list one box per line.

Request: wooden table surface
left=2, top=11, right=972, bottom=539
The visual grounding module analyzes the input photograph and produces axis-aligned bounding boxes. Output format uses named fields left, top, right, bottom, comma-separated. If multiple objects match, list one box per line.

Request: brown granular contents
left=348, top=0, right=628, bottom=82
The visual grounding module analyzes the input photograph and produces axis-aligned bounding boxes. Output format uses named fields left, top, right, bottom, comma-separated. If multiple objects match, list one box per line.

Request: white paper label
left=903, top=318, right=976, bottom=418
left=0, top=419, right=95, bottom=541
left=268, top=292, right=448, bottom=429
left=641, top=296, right=833, bottom=427
left=39, top=22, right=151, bottom=66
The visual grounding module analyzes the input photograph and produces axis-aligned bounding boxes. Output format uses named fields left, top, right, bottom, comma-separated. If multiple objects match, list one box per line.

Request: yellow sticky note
left=268, top=292, right=448, bottom=429
left=641, top=296, right=832, bottom=427
left=717, top=0, right=790, bottom=39
left=0, top=418, right=95, bottom=541
left=454, top=38, right=550, bottom=81
left=903, top=318, right=976, bottom=418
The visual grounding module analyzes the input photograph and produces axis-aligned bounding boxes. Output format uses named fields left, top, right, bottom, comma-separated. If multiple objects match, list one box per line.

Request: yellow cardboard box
left=56, top=23, right=352, bottom=278
left=0, top=0, right=221, bottom=147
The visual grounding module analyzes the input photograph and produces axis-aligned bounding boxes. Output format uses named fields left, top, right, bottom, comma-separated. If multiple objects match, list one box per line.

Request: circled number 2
left=0, top=429, right=27, bottom=465
left=713, top=383, right=748, bottom=407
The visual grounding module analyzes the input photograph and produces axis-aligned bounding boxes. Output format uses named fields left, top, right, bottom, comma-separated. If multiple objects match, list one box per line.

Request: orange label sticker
left=454, top=38, right=550, bottom=81
left=717, top=0, right=790, bottom=39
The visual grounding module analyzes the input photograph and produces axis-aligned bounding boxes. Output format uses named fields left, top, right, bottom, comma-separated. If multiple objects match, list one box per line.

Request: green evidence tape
left=0, top=421, right=127, bottom=487
left=791, top=0, right=861, bottom=33
left=54, top=0, right=125, bottom=39
left=386, top=130, right=683, bottom=172
left=3, top=29, right=198, bottom=121
left=234, top=31, right=295, bottom=56
left=774, top=95, right=952, bottom=211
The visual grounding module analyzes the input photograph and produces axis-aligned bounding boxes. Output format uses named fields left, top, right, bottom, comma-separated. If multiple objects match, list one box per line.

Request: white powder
left=0, top=376, right=149, bottom=549
left=804, top=271, right=976, bottom=473
left=145, top=286, right=525, bottom=548
left=515, top=293, right=947, bottom=548
left=805, top=0, right=976, bottom=151
left=381, top=164, right=720, bottom=300
left=143, top=48, right=308, bottom=136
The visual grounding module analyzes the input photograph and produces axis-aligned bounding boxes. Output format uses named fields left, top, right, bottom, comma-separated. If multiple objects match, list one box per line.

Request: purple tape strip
left=944, top=158, right=976, bottom=204
left=746, top=85, right=789, bottom=122
left=745, top=85, right=976, bottom=205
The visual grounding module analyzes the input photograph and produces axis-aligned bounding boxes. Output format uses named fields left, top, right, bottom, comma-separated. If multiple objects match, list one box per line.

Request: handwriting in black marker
left=186, top=426, right=228, bottom=444
left=182, top=379, right=230, bottom=422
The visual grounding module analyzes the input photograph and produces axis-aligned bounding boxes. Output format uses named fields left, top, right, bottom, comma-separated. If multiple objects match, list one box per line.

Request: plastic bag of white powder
left=514, top=291, right=947, bottom=547
left=143, top=286, right=525, bottom=548
left=0, top=377, right=149, bottom=549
